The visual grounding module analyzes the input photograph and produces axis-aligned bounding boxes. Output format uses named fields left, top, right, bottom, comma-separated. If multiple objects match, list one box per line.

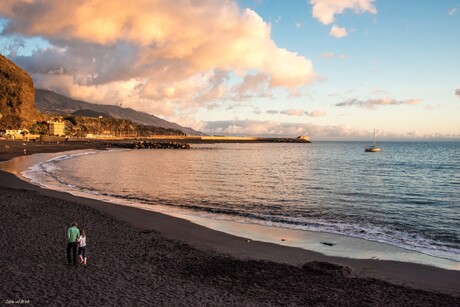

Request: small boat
left=365, top=129, right=381, bottom=152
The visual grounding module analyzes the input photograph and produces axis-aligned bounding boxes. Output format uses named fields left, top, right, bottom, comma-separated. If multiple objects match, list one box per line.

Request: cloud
left=202, top=120, right=372, bottom=139
left=231, top=73, right=271, bottom=101
left=0, top=0, right=316, bottom=116
left=336, top=97, right=423, bottom=109
left=202, top=120, right=460, bottom=140
left=448, top=8, right=458, bottom=16
left=263, top=109, right=326, bottom=117
left=306, top=109, right=326, bottom=117
left=455, top=89, right=460, bottom=99
left=329, top=25, right=348, bottom=38
left=319, top=52, right=347, bottom=60
left=281, top=109, right=305, bottom=116
left=310, top=0, right=377, bottom=25
left=320, top=52, right=335, bottom=59
left=203, top=119, right=315, bottom=137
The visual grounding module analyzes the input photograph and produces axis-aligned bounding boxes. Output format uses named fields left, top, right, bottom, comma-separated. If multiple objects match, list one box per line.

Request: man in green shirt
left=67, top=222, right=80, bottom=266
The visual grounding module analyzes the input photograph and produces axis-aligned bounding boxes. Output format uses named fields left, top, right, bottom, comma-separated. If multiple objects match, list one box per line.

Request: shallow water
left=21, top=142, right=460, bottom=263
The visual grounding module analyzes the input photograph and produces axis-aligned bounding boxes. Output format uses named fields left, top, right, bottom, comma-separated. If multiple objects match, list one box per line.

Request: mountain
left=35, top=89, right=204, bottom=136
left=72, top=109, right=113, bottom=118
left=0, top=55, right=42, bottom=129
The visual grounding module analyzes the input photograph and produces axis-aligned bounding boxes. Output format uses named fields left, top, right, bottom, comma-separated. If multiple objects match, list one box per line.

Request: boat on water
left=365, top=129, right=381, bottom=152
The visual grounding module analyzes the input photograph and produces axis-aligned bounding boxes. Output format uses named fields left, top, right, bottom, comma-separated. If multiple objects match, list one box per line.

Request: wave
left=21, top=148, right=460, bottom=263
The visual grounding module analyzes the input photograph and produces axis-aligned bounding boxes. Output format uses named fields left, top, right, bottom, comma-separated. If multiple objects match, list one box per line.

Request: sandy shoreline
left=1, top=140, right=459, bottom=305
left=8, top=147, right=458, bottom=270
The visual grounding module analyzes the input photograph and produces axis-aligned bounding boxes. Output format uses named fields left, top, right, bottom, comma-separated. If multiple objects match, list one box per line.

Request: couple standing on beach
left=67, top=222, right=87, bottom=266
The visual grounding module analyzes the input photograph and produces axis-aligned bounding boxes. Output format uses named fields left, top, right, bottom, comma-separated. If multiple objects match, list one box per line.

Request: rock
left=106, top=141, right=190, bottom=150
left=0, top=55, right=41, bottom=129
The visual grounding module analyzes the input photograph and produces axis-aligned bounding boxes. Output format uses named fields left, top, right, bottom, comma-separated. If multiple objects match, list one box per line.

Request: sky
left=0, top=0, right=459, bottom=140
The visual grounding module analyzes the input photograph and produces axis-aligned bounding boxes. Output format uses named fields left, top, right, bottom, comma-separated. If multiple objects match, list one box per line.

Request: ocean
left=23, top=142, right=460, bottom=263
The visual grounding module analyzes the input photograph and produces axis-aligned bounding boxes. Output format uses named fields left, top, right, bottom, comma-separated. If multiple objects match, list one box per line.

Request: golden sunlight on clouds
left=329, top=25, right=348, bottom=38
left=0, top=0, right=316, bottom=115
left=281, top=109, right=305, bottom=116
left=310, top=0, right=376, bottom=39
left=310, top=0, right=377, bottom=25
left=307, top=109, right=326, bottom=117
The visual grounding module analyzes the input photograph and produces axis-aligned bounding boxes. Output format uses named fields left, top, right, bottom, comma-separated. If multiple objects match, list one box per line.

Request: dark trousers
left=67, top=242, right=78, bottom=265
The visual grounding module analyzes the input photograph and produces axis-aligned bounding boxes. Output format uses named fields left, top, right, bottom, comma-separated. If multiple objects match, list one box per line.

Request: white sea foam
left=19, top=143, right=460, bottom=265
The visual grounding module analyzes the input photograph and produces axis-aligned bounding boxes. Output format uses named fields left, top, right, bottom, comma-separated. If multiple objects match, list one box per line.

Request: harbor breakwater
left=139, top=135, right=311, bottom=143
left=107, top=140, right=191, bottom=149
left=102, top=136, right=310, bottom=148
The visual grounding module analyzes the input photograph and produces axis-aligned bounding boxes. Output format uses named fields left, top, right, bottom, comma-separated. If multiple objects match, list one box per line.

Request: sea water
left=22, top=142, right=460, bottom=263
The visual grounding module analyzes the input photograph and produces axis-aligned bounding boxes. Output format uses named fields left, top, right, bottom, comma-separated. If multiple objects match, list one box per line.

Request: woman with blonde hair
left=77, top=229, right=87, bottom=265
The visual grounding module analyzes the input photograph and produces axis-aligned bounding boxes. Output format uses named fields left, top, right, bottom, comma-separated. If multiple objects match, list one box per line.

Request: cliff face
left=0, top=54, right=40, bottom=129
left=0, top=55, right=193, bottom=136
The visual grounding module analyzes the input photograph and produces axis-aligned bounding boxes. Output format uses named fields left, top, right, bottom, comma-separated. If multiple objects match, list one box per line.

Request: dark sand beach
left=1, top=140, right=459, bottom=306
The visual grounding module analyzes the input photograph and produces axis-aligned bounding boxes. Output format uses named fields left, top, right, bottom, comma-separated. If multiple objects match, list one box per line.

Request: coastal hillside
left=72, top=109, right=113, bottom=118
left=60, top=116, right=185, bottom=138
left=0, top=54, right=42, bottom=129
left=35, top=89, right=204, bottom=136
left=0, top=55, right=195, bottom=137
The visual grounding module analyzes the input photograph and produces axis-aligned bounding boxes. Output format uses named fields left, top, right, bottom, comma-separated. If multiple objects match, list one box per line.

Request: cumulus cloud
left=232, top=73, right=271, bottom=101
left=202, top=120, right=460, bottom=140
left=336, top=97, right=422, bottom=109
left=310, top=0, right=377, bottom=25
left=0, top=0, right=316, bottom=115
left=306, top=109, right=326, bottom=117
left=203, top=120, right=305, bottom=136
left=265, top=109, right=326, bottom=117
left=280, top=109, right=305, bottom=116
left=455, top=89, right=460, bottom=99
left=329, top=25, right=348, bottom=38
left=203, top=120, right=370, bottom=139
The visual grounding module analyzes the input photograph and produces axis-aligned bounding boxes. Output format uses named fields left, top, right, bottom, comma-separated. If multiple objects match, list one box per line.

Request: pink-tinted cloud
left=0, top=0, right=316, bottom=115
left=202, top=120, right=460, bottom=140
left=281, top=109, right=305, bottom=116
left=310, top=0, right=377, bottom=25
left=232, top=73, right=271, bottom=101
left=320, top=52, right=335, bottom=60
left=319, top=52, right=348, bottom=60
left=329, top=25, right=348, bottom=38
left=336, top=97, right=423, bottom=109
left=455, top=89, right=460, bottom=99
left=265, top=109, right=326, bottom=117
left=306, top=109, right=326, bottom=117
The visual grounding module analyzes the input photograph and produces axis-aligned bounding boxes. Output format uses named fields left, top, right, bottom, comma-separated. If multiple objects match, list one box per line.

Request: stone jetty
left=107, top=141, right=190, bottom=150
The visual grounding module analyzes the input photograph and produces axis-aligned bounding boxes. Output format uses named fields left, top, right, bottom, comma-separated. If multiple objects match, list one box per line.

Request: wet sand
left=0, top=140, right=459, bottom=306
